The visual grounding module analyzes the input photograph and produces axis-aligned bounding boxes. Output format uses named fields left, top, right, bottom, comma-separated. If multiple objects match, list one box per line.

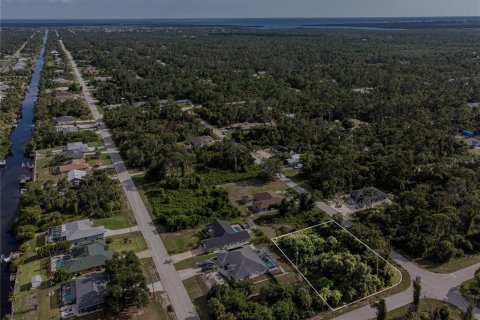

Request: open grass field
left=108, top=232, right=148, bottom=253
left=160, top=228, right=202, bottom=254
left=183, top=275, right=210, bottom=320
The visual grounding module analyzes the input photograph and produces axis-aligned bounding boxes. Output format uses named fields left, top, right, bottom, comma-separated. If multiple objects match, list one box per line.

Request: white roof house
left=67, top=169, right=87, bottom=183
left=47, top=219, right=105, bottom=244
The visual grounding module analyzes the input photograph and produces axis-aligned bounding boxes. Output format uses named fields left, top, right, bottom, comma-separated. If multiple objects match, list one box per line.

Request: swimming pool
left=62, top=286, right=75, bottom=305
left=55, top=259, right=64, bottom=269
left=232, top=226, right=242, bottom=232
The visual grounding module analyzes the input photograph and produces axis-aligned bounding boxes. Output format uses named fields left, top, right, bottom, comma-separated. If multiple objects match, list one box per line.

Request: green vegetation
left=105, top=251, right=149, bottom=314
left=160, top=228, right=202, bottom=254
left=107, top=232, right=148, bottom=253
left=183, top=275, right=210, bottom=320
left=385, top=299, right=464, bottom=320
left=276, top=222, right=397, bottom=307
left=14, top=171, right=122, bottom=242
left=461, top=267, right=480, bottom=308
left=174, top=253, right=216, bottom=270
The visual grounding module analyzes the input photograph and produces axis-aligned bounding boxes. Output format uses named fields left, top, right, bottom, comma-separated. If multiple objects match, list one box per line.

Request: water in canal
left=0, top=29, right=48, bottom=317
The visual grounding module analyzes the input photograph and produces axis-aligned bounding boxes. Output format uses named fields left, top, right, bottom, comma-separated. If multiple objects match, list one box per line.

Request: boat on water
left=0, top=159, right=6, bottom=169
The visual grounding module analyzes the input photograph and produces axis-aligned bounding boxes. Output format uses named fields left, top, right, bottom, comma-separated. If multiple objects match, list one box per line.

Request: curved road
left=59, top=39, right=199, bottom=320
left=278, top=174, right=480, bottom=320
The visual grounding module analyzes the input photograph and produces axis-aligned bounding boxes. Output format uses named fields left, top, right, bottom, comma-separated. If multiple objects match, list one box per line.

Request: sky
left=1, top=0, right=479, bottom=20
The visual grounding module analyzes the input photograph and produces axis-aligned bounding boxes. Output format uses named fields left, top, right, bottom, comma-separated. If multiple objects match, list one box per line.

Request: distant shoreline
left=1, top=16, right=479, bottom=29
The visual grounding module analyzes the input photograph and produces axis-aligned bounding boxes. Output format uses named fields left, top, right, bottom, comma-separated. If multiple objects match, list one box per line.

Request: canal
left=0, top=29, right=48, bottom=317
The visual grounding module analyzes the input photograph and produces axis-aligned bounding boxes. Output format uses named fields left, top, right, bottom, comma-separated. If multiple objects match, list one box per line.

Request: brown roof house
left=241, top=192, right=283, bottom=213
left=54, top=159, right=89, bottom=174
left=189, top=136, right=213, bottom=149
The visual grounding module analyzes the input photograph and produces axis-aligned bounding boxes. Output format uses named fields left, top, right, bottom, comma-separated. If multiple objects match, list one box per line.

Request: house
left=467, top=102, right=479, bottom=109
left=54, top=116, right=77, bottom=126
left=55, top=91, right=74, bottom=102
left=47, top=219, right=105, bottom=245
left=67, top=169, right=87, bottom=184
left=61, top=149, right=85, bottom=160
left=175, top=99, right=193, bottom=106
left=52, top=77, right=72, bottom=84
left=54, top=159, right=89, bottom=174
left=31, top=275, right=42, bottom=289
left=189, top=136, right=213, bottom=149
left=61, top=272, right=108, bottom=318
left=286, top=154, right=302, bottom=168
left=248, top=192, right=283, bottom=213
left=464, top=138, right=480, bottom=149
left=202, top=221, right=250, bottom=253
left=350, top=187, right=387, bottom=208
left=51, top=240, right=113, bottom=274
left=350, top=118, right=367, bottom=128
left=66, top=142, right=90, bottom=152
left=271, top=145, right=289, bottom=153
left=56, top=125, right=79, bottom=135
left=215, top=246, right=277, bottom=281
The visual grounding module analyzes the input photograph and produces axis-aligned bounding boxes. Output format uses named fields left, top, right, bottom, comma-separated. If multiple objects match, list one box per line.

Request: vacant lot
left=108, top=232, right=148, bottom=253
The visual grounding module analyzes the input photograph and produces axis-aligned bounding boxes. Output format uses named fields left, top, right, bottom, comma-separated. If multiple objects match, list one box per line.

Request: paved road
left=60, top=39, right=199, bottom=320
left=199, top=118, right=226, bottom=139
left=278, top=174, right=480, bottom=319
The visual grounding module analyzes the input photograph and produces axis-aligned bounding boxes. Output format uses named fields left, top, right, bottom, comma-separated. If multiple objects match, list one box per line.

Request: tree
left=53, top=268, right=70, bottom=283
left=105, top=251, right=149, bottom=313
left=373, top=299, right=387, bottom=320
left=260, top=157, right=283, bottom=181
left=413, top=276, right=422, bottom=312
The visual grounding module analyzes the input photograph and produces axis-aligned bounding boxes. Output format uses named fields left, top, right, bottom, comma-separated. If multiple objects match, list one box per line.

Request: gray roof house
left=61, top=149, right=85, bottom=159
left=67, top=169, right=87, bottom=184
left=47, top=219, right=105, bottom=245
left=202, top=221, right=250, bottom=253
left=350, top=187, right=387, bottom=207
left=63, top=240, right=113, bottom=274
left=66, top=142, right=90, bottom=152
left=215, top=246, right=277, bottom=281
left=54, top=116, right=77, bottom=126
left=61, top=272, right=108, bottom=318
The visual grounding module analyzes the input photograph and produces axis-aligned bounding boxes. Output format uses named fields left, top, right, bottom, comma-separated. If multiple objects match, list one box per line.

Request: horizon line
left=3, top=15, right=480, bottom=21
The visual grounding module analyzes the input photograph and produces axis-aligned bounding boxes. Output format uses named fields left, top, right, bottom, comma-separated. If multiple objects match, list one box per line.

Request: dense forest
left=60, top=27, right=480, bottom=263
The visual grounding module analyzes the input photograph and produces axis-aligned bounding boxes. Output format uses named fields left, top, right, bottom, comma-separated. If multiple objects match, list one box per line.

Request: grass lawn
left=141, top=258, right=160, bottom=284
left=12, top=257, right=62, bottom=320
left=160, top=228, right=202, bottom=255
left=108, top=232, right=148, bottom=253
left=219, top=178, right=289, bottom=215
left=86, top=153, right=112, bottom=167
left=174, top=253, right=216, bottom=270
left=183, top=275, right=210, bottom=320
left=383, top=298, right=464, bottom=320
left=461, top=278, right=479, bottom=307
left=396, top=249, right=480, bottom=273
left=93, top=212, right=132, bottom=230
left=93, top=191, right=135, bottom=230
